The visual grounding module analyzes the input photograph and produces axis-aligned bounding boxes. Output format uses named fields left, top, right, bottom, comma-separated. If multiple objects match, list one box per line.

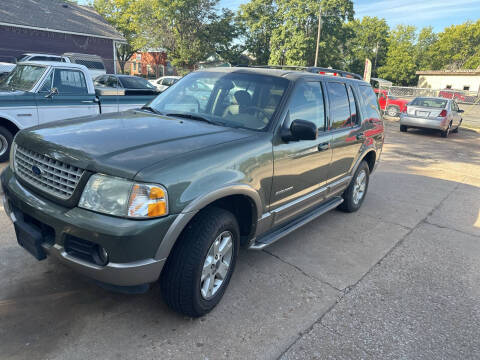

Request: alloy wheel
left=200, top=231, right=234, bottom=300
left=353, top=169, right=367, bottom=205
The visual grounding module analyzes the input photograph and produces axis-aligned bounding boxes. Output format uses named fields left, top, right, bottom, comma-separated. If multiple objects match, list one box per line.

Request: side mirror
left=282, top=119, right=318, bottom=141
left=457, top=109, right=464, bottom=113
left=45, top=87, right=58, bottom=98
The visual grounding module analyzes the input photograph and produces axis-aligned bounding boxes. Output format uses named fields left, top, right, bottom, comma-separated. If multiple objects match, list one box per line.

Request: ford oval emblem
left=32, top=165, right=43, bottom=177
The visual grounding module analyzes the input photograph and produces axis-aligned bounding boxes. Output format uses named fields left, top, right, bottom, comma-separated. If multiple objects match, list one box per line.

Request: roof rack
left=235, top=64, right=363, bottom=80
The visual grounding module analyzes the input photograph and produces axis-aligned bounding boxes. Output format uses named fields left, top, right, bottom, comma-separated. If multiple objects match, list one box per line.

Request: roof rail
left=235, top=64, right=363, bottom=80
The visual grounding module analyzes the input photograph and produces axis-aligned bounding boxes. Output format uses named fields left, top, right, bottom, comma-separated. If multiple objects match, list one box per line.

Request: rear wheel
left=0, top=126, right=13, bottom=163
left=338, top=161, right=370, bottom=213
left=386, top=106, right=399, bottom=117
left=160, top=207, right=240, bottom=317
left=441, top=122, right=452, bottom=138
left=452, top=120, right=461, bottom=133
left=400, top=125, right=408, bottom=132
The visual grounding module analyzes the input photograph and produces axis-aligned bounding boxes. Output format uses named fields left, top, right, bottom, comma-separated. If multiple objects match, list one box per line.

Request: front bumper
left=1, top=167, right=177, bottom=286
left=400, top=115, right=448, bottom=130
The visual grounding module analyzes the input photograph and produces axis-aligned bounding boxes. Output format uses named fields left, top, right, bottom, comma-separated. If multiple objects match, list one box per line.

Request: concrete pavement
left=0, top=121, right=479, bottom=359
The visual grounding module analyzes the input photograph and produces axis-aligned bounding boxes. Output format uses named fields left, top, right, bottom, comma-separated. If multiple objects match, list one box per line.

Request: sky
left=218, top=0, right=480, bottom=32
left=78, top=0, right=480, bottom=32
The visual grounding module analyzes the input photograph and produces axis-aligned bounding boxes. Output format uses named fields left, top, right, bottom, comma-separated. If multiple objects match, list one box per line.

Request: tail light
left=439, top=109, right=447, bottom=117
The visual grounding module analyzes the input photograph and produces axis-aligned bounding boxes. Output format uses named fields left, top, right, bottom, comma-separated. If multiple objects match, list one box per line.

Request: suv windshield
left=411, top=98, right=447, bottom=108
left=0, top=64, right=46, bottom=91
left=149, top=71, right=289, bottom=131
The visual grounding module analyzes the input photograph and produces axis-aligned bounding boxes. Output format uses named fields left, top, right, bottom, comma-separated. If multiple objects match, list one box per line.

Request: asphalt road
left=0, top=121, right=479, bottom=360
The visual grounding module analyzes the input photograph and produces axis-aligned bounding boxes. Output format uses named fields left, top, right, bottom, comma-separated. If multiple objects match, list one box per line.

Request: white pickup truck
left=0, top=61, right=158, bottom=162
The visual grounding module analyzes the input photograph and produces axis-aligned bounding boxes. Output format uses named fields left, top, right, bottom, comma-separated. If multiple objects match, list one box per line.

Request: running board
left=249, top=196, right=343, bottom=250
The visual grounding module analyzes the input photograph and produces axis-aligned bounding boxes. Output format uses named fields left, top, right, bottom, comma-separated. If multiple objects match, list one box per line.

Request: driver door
left=271, top=81, right=333, bottom=226
left=36, top=68, right=97, bottom=125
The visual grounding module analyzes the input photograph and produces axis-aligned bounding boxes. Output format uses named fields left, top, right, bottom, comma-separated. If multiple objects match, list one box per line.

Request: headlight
left=78, top=174, right=168, bottom=218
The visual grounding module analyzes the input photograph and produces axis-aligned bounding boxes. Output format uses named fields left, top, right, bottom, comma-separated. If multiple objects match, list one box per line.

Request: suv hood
left=15, top=110, right=253, bottom=179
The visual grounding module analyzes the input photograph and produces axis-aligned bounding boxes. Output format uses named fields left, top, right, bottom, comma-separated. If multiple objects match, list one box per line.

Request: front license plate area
left=14, top=221, right=47, bottom=260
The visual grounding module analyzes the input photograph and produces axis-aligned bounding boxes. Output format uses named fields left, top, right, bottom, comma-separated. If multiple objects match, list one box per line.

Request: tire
left=452, top=121, right=461, bottom=133
left=400, top=125, right=408, bottom=132
left=338, top=161, right=370, bottom=213
left=0, top=126, right=13, bottom=163
left=160, top=207, right=240, bottom=317
left=441, top=122, right=452, bottom=138
left=386, top=106, right=399, bottom=117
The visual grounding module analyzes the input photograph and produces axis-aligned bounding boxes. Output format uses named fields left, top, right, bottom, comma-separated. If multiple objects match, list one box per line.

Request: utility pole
left=314, top=3, right=322, bottom=67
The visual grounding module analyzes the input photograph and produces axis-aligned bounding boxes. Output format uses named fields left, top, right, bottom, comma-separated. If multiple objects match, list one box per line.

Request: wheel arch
left=0, top=116, right=21, bottom=137
left=155, top=185, right=263, bottom=260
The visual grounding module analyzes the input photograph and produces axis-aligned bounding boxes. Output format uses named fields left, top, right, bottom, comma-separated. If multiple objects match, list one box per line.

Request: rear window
left=119, top=76, right=156, bottom=89
left=410, top=98, right=447, bottom=108
left=358, top=85, right=381, bottom=120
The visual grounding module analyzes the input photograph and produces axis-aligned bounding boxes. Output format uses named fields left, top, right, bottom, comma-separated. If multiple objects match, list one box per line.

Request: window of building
left=133, top=62, right=136, bottom=71
left=136, top=54, right=141, bottom=61
left=446, top=85, right=452, bottom=89
left=327, top=82, right=351, bottom=129
left=463, top=86, right=470, bottom=91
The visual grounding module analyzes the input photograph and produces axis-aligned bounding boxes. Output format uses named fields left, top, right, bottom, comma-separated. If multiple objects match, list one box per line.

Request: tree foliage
left=377, top=25, right=418, bottom=86
left=344, top=16, right=389, bottom=77
left=268, top=0, right=354, bottom=67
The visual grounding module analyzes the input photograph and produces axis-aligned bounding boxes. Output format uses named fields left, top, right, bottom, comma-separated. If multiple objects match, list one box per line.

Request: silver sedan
left=400, top=97, right=463, bottom=138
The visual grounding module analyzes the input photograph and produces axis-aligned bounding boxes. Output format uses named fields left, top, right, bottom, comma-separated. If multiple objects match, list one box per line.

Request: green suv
left=1, top=67, right=384, bottom=317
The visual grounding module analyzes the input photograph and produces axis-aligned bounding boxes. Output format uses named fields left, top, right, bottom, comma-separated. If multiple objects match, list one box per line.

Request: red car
left=374, top=89, right=409, bottom=117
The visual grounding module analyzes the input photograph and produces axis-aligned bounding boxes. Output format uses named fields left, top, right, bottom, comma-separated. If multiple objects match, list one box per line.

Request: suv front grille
left=14, top=145, right=84, bottom=199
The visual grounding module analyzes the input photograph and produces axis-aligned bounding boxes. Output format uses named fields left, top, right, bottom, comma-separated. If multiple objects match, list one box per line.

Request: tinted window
left=53, top=69, right=88, bottom=94
left=107, top=76, right=120, bottom=88
left=347, top=85, right=359, bottom=126
left=327, top=82, right=351, bottom=129
left=119, top=76, right=156, bottom=89
left=287, top=82, right=325, bottom=130
left=72, top=59, right=105, bottom=70
left=358, top=85, right=381, bottom=120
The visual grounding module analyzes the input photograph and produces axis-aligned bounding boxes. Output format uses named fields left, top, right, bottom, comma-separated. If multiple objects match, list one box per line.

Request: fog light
left=94, top=246, right=109, bottom=266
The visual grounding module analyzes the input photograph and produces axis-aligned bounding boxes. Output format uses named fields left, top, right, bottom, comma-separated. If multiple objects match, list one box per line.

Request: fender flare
left=154, top=184, right=263, bottom=260
left=0, top=113, right=22, bottom=131
left=351, top=148, right=377, bottom=178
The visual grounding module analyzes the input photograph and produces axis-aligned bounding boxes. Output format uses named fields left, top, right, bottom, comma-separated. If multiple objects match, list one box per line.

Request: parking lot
left=1, top=120, right=479, bottom=360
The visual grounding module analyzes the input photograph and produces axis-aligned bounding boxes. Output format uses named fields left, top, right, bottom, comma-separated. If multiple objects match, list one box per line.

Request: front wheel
left=338, top=161, right=370, bottom=213
left=0, top=126, right=13, bottom=163
left=160, top=207, right=240, bottom=317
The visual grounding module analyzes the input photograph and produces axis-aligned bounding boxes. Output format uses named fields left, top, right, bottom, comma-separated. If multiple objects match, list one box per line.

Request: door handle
left=356, top=133, right=366, bottom=140
left=318, top=142, right=330, bottom=152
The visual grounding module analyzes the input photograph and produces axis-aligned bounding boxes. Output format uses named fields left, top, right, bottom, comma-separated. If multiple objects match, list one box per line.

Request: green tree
left=237, top=0, right=278, bottom=65
left=94, top=0, right=149, bottom=73
left=268, top=0, right=354, bottom=67
left=344, top=16, right=389, bottom=77
left=377, top=25, right=417, bottom=86
left=427, top=20, right=480, bottom=70
left=415, top=26, right=438, bottom=70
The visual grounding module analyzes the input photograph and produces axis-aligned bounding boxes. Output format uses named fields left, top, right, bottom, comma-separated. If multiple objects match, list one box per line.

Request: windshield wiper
left=166, top=113, right=220, bottom=125
left=140, top=105, right=162, bottom=115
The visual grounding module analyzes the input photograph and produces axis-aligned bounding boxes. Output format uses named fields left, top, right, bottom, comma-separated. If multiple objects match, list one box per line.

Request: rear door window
left=327, top=82, right=351, bottom=129
left=347, top=85, right=359, bottom=126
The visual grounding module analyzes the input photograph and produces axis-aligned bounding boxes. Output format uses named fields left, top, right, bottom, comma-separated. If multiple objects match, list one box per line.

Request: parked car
left=400, top=97, right=463, bottom=137
left=15, top=53, right=107, bottom=79
left=0, top=62, right=159, bottom=162
left=149, top=75, right=181, bottom=92
left=95, top=74, right=160, bottom=95
left=374, top=89, right=409, bottom=117
left=1, top=67, right=384, bottom=317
